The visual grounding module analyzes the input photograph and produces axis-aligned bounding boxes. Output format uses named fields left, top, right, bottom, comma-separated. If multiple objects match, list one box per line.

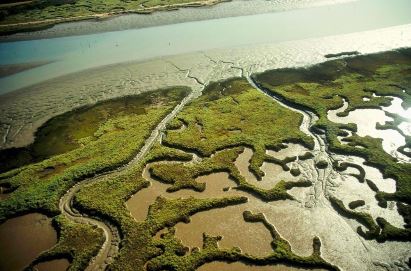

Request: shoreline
left=0, top=0, right=228, bottom=37
left=2, top=0, right=411, bottom=95
left=0, top=23, right=410, bottom=151
left=0, top=0, right=356, bottom=42
left=0, top=60, right=53, bottom=78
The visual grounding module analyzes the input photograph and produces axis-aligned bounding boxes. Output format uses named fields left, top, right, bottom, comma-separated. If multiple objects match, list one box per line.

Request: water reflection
left=327, top=99, right=410, bottom=162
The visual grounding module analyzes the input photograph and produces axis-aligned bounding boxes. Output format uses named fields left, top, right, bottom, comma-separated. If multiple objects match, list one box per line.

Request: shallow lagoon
left=0, top=213, right=57, bottom=271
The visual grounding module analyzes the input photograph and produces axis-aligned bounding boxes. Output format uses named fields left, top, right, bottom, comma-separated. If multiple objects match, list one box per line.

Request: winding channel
left=247, top=76, right=335, bottom=206
left=56, top=70, right=403, bottom=270
left=58, top=85, right=202, bottom=270
left=58, top=71, right=328, bottom=270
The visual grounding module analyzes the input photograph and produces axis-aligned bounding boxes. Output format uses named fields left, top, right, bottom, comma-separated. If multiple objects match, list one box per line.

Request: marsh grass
left=71, top=78, right=334, bottom=270
left=0, top=0, right=225, bottom=34
left=254, top=48, right=411, bottom=241
left=29, top=215, right=105, bottom=271
left=164, top=78, right=313, bottom=180
left=2, top=49, right=410, bottom=269
left=0, top=87, right=189, bottom=258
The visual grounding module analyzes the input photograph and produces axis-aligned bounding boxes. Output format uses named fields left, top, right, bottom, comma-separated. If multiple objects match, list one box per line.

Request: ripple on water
left=0, top=213, right=57, bottom=271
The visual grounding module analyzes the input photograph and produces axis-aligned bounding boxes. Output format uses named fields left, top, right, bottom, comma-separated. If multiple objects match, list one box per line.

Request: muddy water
left=336, top=155, right=397, bottom=194
left=126, top=144, right=411, bottom=270
left=266, top=143, right=310, bottom=160
left=249, top=78, right=411, bottom=270
left=0, top=213, right=57, bottom=271
left=234, top=148, right=258, bottom=183
left=398, top=122, right=411, bottom=136
left=2, top=0, right=411, bottom=94
left=126, top=166, right=171, bottom=222
left=327, top=100, right=409, bottom=162
left=333, top=155, right=404, bottom=228
left=126, top=159, right=320, bottom=258
left=175, top=200, right=273, bottom=256
left=337, top=174, right=404, bottom=228
left=197, top=261, right=325, bottom=271
left=34, top=258, right=70, bottom=271
left=235, top=147, right=301, bottom=189
left=126, top=164, right=238, bottom=221
left=127, top=167, right=274, bottom=256
left=0, top=193, right=9, bottom=201
left=173, top=173, right=274, bottom=256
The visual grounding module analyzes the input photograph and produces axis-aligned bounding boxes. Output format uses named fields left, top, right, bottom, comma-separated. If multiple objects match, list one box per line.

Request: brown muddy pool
left=126, top=146, right=411, bottom=270
left=235, top=147, right=301, bottom=190
left=0, top=193, right=10, bottom=201
left=126, top=166, right=239, bottom=222
left=34, top=258, right=70, bottom=271
left=174, top=174, right=273, bottom=256
left=0, top=213, right=57, bottom=271
left=127, top=169, right=274, bottom=256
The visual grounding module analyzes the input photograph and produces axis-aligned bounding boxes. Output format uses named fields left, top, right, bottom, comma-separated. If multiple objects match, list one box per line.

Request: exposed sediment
left=1, top=24, right=411, bottom=151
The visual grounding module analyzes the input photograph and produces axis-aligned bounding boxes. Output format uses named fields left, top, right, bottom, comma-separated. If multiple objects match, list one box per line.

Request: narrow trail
left=58, top=85, right=203, bottom=270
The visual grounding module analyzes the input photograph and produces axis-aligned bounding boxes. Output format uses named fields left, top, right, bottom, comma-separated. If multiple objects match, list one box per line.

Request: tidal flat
left=0, top=47, right=411, bottom=271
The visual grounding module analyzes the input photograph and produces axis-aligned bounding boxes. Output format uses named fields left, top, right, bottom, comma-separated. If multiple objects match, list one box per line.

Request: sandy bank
left=0, top=0, right=356, bottom=42
left=0, top=24, right=410, bottom=151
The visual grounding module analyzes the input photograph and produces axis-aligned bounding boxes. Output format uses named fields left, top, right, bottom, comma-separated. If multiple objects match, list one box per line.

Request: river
left=1, top=0, right=411, bottom=94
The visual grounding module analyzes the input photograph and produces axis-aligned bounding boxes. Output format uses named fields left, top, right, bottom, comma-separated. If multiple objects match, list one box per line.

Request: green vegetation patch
left=150, top=147, right=311, bottom=201
left=0, top=87, right=189, bottom=222
left=144, top=211, right=338, bottom=271
left=163, top=78, right=313, bottom=180
left=71, top=77, right=332, bottom=270
left=254, top=48, right=411, bottom=241
left=29, top=215, right=105, bottom=271
left=0, top=0, right=225, bottom=35
left=329, top=196, right=380, bottom=239
left=3, top=49, right=410, bottom=270
left=0, top=92, right=153, bottom=173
